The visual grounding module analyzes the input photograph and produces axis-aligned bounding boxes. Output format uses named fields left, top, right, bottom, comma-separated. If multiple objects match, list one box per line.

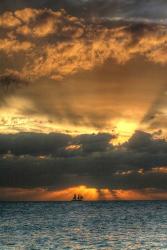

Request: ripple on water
left=0, top=201, right=167, bottom=250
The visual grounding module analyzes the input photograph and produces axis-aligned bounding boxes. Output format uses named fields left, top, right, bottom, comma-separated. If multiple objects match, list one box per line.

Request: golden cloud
left=15, top=8, right=39, bottom=23
left=0, top=8, right=167, bottom=81
left=0, top=11, right=21, bottom=28
left=0, top=38, right=32, bottom=53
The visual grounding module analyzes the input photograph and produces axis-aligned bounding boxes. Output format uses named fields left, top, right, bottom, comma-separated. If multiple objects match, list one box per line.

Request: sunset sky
left=0, top=0, right=167, bottom=200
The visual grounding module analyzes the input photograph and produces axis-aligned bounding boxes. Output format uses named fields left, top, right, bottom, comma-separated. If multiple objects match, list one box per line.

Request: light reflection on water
left=0, top=201, right=167, bottom=250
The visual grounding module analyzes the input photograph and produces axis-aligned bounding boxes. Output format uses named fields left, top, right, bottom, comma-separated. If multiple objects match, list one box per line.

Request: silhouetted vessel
left=72, top=194, right=84, bottom=201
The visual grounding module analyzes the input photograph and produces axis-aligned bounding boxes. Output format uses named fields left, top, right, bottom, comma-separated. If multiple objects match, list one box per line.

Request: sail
left=73, top=194, right=77, bottom=200
left=72, top=193, right=84, bottom=201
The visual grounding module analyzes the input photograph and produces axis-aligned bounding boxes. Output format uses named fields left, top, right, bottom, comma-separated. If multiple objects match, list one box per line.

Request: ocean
left=0, top=201, right=167, bottom=250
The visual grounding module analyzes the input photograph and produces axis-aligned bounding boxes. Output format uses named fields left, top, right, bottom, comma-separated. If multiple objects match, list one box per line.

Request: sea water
left=0, top=201, right=167, bottom=250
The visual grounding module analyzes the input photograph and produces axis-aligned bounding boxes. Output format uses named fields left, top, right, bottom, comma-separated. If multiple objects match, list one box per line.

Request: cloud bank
left=0, top=131, right=166, bottom=192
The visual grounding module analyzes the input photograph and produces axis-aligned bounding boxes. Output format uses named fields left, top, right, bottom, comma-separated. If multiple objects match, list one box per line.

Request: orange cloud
left=1, top=9, right=167, bottom=81
left=0, top=11, right=21, bottom=28
left=0, top=38, right=32, bottom=53
left=15, top=8, right=39, bottom=23
left=151, top=167, right=167, bottom=174
left=65, top=144, right=81, bottom=151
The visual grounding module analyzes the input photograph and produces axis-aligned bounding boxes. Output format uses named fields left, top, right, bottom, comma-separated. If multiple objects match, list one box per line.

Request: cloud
left=0, top=132, right=70, bottom=156
left=10, top=56, right=164, bottom=133
left=0, top=130, right=166, bottom=192
left=0, top=71, right=29, bottom=90
left=0, top=38, right=32, bottom=54
left=0, top=11, right=21, bottom=28
left=1, top=8, right=167, bottom=81
left=1, top=1, right=167, bottom=21
left=0, top=132, right=112, bottom=156
left=125, top=130, right=167, bottom=154
left=74, top=133, right=114, bottom=153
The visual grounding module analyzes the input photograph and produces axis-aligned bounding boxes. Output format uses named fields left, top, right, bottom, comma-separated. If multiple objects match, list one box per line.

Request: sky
left=0, top=0, right=167, bottom=200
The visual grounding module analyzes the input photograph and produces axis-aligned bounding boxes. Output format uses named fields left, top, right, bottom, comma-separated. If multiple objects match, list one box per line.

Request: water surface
left=0, top=201, right=167, bottom=249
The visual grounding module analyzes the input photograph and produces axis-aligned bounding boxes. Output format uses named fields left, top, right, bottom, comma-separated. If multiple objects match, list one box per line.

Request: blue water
left=0, top=201, right=167, bottom=250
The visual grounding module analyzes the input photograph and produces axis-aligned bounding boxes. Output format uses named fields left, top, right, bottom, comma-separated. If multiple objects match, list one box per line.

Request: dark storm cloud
left=1, top=0, right=167, bottom=21
left=0, top=133, right=71, bottom=156
left=0, top=132, right=112, bottom=156
left=126, top=130, right=167, bottom=154
left=74, top=133, right=114, bottom=153
left=0, top=130, right=167, bottom=190
left=0, top=154, right=167, bottom=190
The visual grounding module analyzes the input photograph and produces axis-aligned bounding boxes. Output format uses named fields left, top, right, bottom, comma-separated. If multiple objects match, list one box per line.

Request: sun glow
left=0, top=186, right=167, bottom=201
left=44, top=186, right=99, bottom=201
left=113, top=119, right=138, bottom=144
left=116, top=119, right=138, bottom=135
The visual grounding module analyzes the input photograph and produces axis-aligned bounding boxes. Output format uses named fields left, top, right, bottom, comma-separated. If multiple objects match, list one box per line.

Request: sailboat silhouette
left=72, top=194, right=84, bottom=201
